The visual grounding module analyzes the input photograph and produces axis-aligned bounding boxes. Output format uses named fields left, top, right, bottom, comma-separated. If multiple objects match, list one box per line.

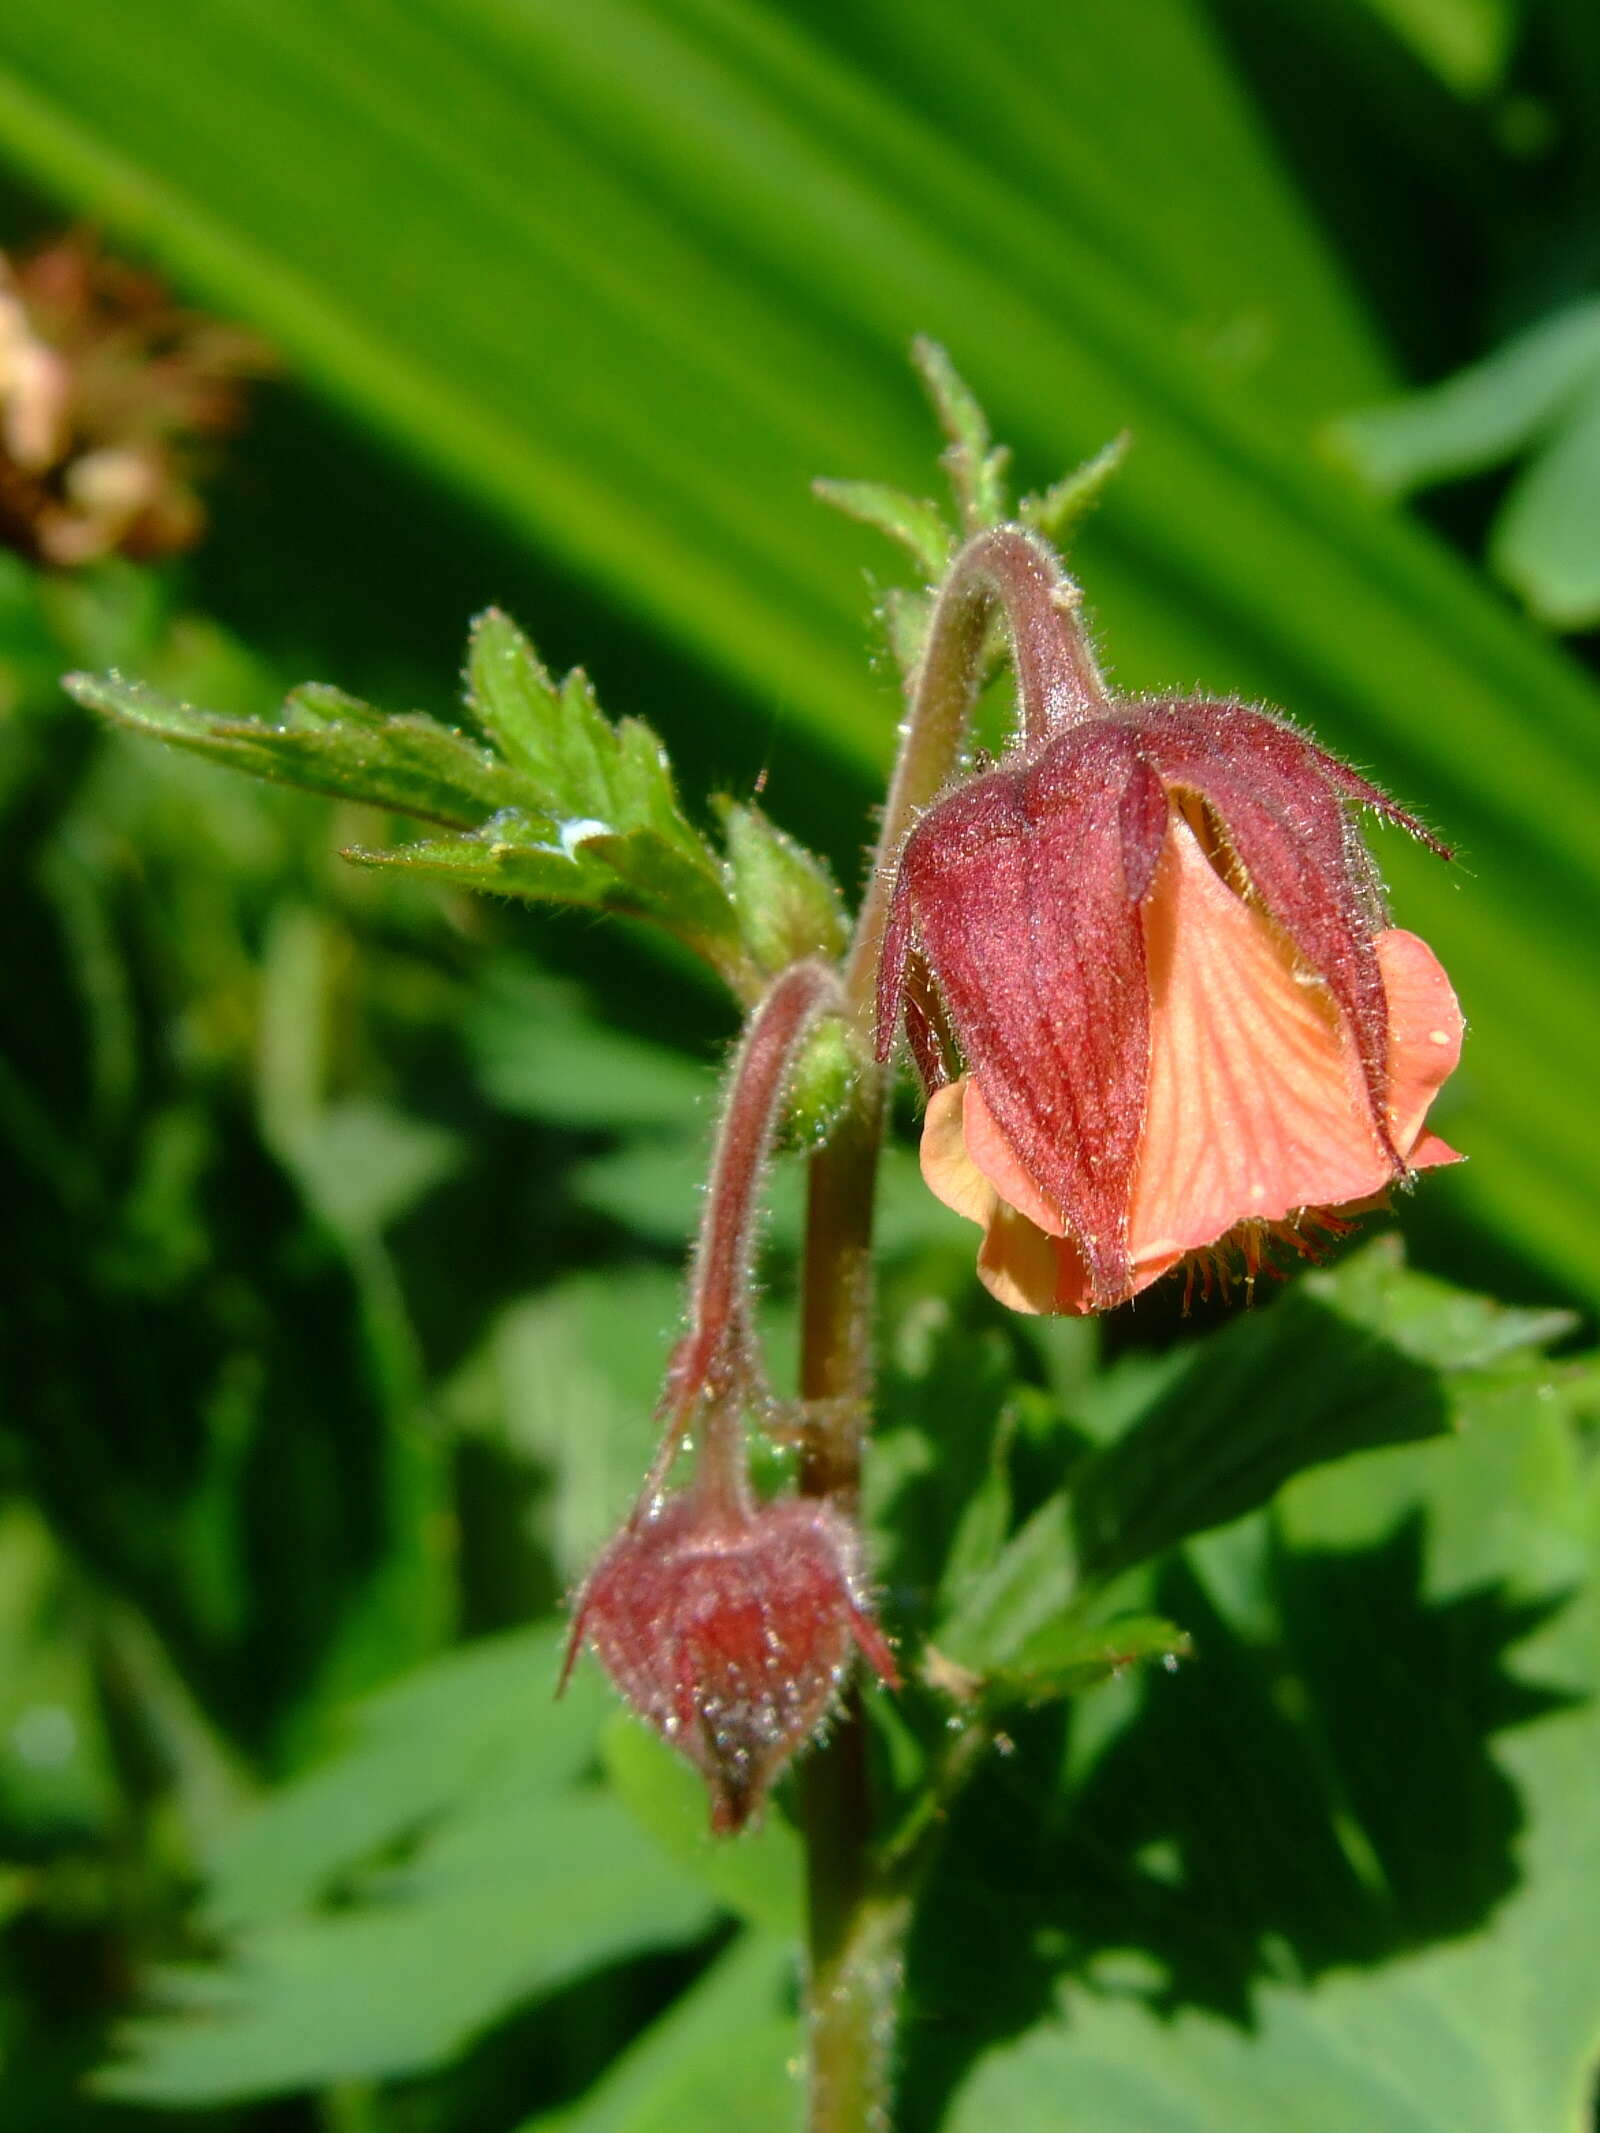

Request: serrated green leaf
left=65, top=670, right=515, bottom=827
left=934, top=1491, right=1080, bottom=1676
left=581, top=820, right=739, bottom=948
left=994, top=1613, right=1191, bottom=1703
left=913, top=336, right=1010, bottom=530
left=811, top=478, right=953, bottom=580
left=1069, top=1243, right=1583, bottom=1592
left=348, top=811, right=745, bottom=976
left=935, top=1244, right=1584, bottom=1684
left=465, top=607, right=614, bottom=809
left=72, top=631, right=753, bottom=984
left=1019, top=431, right=1131, bottom=550
left=94, top=1621, right=725, bottom=2104
left=943, top=1416, right=1600, bottom=2133
left=717, top=798, right=849, bottom=973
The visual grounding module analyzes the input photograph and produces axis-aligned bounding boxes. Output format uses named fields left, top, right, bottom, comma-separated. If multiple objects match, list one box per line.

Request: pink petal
left=1127, top=816, right=1455, bottom=1261
left=923, top=1080, right=1170, bottom=1314
left=962, top=1078, right=1070, bottom=1237
left=978, top=1202, right=1088, bottom=1315
left=1374, top=927, right=1465, bottom=1160
left=920, top=1079, right=1001, bottom=1227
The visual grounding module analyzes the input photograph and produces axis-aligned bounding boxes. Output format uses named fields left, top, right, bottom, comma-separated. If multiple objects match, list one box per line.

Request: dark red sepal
left=878, top=720, right=1155, bottom=1307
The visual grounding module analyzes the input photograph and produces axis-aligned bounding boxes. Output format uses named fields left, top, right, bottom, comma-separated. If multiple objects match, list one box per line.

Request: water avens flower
left=877, top=532, right=1463, bottom=1314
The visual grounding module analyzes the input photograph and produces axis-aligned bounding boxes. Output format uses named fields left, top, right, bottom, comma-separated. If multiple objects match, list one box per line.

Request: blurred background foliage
left=0, top=2, right=1597, bottom=2128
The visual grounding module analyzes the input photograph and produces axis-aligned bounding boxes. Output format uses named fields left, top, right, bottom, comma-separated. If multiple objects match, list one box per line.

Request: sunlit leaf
left=943, top=1413, right=1600, bottom=2133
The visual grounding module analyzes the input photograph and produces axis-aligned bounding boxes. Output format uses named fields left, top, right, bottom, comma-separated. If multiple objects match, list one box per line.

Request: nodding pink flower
left=878, top=698, right=1463, bottom=1314
left=564, top=1486, right=898, bottom=1833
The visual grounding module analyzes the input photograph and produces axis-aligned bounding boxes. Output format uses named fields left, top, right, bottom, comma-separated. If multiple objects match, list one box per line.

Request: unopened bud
left=567, top=1491, right=897, bottom=1832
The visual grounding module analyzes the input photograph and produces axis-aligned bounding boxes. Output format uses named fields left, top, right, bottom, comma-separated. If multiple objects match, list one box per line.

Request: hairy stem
left=638, top=957, right=840, bottom=1515
left=797, top=1091, right=892, bottom=2132
left=801, top=528, right=1084, bottom=2128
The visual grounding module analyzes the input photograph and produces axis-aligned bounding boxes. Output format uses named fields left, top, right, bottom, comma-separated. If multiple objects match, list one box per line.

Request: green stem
left=797, top=1092, right=890, bottom=2133
left=797, top=518, right=1101, bottom=2128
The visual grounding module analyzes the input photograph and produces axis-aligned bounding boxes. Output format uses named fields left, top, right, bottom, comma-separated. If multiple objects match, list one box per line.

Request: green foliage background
left=1, top=2, right=1598, bottom=2128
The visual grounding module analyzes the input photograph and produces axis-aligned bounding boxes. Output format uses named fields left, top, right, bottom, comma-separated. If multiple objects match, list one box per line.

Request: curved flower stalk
left=563, top=960, right=897, bottom=1831
left=876, top=527, right=1464, bottom=1314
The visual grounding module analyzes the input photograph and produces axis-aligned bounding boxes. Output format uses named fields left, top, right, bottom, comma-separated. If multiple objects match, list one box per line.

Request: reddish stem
left=846, top=524, right=1106, bottom=1018
left=635, top=957, right=841, bottom=1515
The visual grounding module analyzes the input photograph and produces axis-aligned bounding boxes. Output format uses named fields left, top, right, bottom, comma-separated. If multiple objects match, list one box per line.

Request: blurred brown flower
left=0, top=232, right=270, bottom=567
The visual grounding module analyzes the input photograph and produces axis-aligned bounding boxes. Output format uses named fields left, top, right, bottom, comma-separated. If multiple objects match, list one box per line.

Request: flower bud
left=567, top=1491, right=897, bottom=1832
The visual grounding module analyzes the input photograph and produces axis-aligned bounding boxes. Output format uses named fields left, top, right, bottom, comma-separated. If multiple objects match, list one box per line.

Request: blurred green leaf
left=102, top=1795, right=716, bottom=2103
left=524, top=1935, right=798, bottom=2133
left=1337, top=299, right=1600, bottom=626
left=465, top=961, right=711, bottom=1133
left=446, top=1272, right=683, bottom=1586
left=601, top=1713, right=804, bottom=1938
left=3, top=0, right=1596, bottom=1285
left=1355, top=0, right=1515, bottom=97
left=994, top=1611, right=1191, bottom=1701
left=0, top=1502, right=119, bottom=1837
left=287, top=1096, right=463, bottom=1240
left=98, top=1624, right=723, bottom=2102
left=198, top=1623, right=609, bottom=1932
left=1335, top=300, right=1600, bottom=495
left=1491, top=376, right=1600, bottom=630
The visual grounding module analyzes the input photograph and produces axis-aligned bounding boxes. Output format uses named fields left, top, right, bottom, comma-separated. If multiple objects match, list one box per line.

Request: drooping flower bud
left=562, top=958, right=897, bottom=1828
left=565, top=1482, right=897, bottom=1831
left=880, top=672, right=1463, bottom=1313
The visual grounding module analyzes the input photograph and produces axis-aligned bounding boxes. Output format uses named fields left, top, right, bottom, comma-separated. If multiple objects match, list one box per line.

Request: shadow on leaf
left=899, top=1511, right=1578, bottom=2130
